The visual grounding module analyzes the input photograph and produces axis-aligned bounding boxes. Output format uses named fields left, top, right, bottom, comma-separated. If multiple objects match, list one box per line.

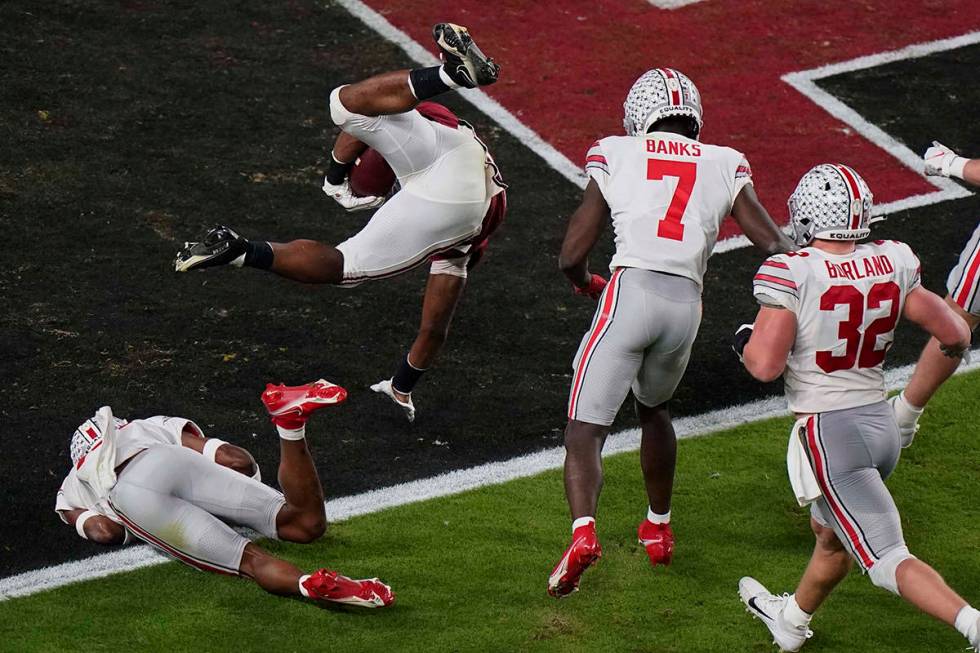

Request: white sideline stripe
left=3, top=354, right=978, bottom=601
left=332, top=0, right=587, bottom=190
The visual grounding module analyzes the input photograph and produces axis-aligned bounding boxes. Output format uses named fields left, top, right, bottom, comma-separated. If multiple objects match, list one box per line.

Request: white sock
left=954, top=605, right=980, bottom=643
left=647, top=507, right=670, bottom=524
left=572, top=516, right=595, bottom=532
left=438, top=66, right=462, bottom=89
left=783, top=594, right=812, bottom=628
left=276, top=424, right=305, bottom=440
left=298, top=574, right=312, bottom=598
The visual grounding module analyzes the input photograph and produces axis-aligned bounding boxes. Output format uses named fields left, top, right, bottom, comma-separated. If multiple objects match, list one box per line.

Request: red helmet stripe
left=660, top=68, right=681, bottom=106
left=833, top=164, right=863, bottom=230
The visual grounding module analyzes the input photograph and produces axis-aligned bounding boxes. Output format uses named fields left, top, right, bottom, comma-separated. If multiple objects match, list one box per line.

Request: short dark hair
left=648, top=115, right=700, bottom=139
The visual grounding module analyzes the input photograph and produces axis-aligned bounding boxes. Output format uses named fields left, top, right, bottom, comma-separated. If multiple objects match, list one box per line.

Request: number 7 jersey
left=586, top=132, right=752, bottom=287
left=753, top=240, right=922, bottom=414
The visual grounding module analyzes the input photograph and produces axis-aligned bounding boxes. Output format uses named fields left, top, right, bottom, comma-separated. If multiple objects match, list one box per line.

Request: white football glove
left=923, top=141, right=967, bottom=179
left=321, top=177, right=385, bottom=212
left=889, top=392, right=922, bottom=448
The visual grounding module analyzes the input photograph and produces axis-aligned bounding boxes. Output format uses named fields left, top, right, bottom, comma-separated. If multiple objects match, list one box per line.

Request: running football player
left=891, top=142, right=979, bottom=442
left=733, top=164, right=977, bottom=652
left=547, top=68, right=796, bottom=598
left=174, top=23, right=505, bottom=422
left=56, top=379, right=394, bottom=608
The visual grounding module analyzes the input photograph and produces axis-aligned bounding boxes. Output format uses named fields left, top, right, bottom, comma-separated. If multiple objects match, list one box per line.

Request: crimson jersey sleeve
left=753, top=254, right=801, bottom=312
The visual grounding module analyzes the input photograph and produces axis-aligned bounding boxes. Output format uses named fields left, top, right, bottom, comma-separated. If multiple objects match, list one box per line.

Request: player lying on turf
left=732, top=164, right=978, bottom=652
left=547, top=68, right=796, bottom=598
left=55, top=380, right=394, bottom=608
left=174, top=23, right=506, bottom=422
left=891, top=141, right=979, bottom=442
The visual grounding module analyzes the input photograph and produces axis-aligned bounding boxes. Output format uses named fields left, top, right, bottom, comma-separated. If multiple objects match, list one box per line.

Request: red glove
left=574, top=274, right=608, bottom=300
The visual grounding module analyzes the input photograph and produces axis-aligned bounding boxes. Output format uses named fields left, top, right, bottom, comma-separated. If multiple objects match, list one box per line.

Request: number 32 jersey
left=753, top=240, right=921, bottom=414
left=586, top=132, right=752, bottom=287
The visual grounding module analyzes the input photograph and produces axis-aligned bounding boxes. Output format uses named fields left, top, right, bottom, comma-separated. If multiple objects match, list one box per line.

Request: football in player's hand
left=349, top=148, right=396, bottom=198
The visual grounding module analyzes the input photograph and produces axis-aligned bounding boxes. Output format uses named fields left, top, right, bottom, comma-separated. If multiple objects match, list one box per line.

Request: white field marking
left=782, top=31, right=980, bottom=206
left=332, top=0, right=587, bottom=189
left=334, top=3, right=974, bottom=253
left=648, top=0, right=705, bottom=8
left=3, top=354, right=978, bottom=601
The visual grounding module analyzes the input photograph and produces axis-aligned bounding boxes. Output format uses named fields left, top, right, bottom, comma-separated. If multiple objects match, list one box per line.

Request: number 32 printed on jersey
left=647, top=159, right=696, bottom=242
left=817, top=282, right=901, bottom=373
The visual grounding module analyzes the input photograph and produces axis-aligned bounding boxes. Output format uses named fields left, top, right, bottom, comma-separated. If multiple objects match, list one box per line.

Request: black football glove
left=732, top=323, right=754, bottom=363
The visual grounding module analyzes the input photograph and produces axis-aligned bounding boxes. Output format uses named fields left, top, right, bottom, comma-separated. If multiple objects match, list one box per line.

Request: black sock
left=325, top=152, right=353, bottom=185
left=392, top=355, right=427, bottom=394
left=243, top=241, right=274, bottom=270
left=408, top=66, right=451, bottom=101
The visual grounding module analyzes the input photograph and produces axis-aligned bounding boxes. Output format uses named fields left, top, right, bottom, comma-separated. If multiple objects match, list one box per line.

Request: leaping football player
left=891, top=142, right=979, bottom=442
left=56, top=379, right=394, bottom=608
left=732, top=164, right=978, bottom=652
left=547, top=68, right=796, bottom=598
left=174, top=23, right=506, bottom=422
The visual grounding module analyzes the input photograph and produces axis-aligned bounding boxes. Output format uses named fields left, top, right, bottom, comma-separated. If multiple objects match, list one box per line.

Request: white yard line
left=3, top=355, right=977, bottom=601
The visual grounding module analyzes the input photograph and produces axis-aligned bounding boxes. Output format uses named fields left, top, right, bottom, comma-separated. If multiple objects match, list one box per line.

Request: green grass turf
left=3, top=371, right=978, bottom=653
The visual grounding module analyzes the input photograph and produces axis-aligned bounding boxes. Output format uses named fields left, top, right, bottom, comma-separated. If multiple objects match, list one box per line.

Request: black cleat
left=174, top=225, right=247, bottom=272
left=432, top=22, right=499, bottom=88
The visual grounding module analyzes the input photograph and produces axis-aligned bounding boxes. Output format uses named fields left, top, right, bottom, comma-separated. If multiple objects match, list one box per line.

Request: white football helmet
left=789, top=164, right=881, bottom=246
left=623, top=68, right=703, bottom=138
left=69, top=415, right=126, bottom=467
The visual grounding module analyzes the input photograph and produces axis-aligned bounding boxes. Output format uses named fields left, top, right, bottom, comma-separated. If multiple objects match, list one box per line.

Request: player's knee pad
left=868, top=546, right=914, bottom=595
left=429, top=255, right=469, bottom=279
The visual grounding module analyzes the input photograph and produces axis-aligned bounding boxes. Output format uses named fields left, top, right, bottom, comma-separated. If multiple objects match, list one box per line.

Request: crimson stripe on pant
left=804, top=415, right=877, bottom=569
left=567, top=268, right=624, bottom=420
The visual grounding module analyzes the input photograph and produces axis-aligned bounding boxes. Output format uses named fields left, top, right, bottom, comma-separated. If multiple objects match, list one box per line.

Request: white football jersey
left=55, top=415, right=203, bottom=523
left=753, top=240, right=921, bottom=414
left=586, top=131, right=752, bottom=286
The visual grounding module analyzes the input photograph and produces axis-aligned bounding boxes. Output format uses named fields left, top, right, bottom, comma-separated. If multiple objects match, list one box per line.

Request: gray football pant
left=947, top=221, right=980, bottom=316
left=568, top=267, right=701, bottom=426
left=801, top=401, right=906, bottom=571
left=109, top=445, right=285, bottom=575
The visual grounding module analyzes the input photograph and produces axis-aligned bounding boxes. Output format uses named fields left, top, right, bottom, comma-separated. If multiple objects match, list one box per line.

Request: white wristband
left=949, top=157, right=968, bottom=180
left=202, top=438, right=227, bottom=463
left=75, top=510, right=98, bottom=540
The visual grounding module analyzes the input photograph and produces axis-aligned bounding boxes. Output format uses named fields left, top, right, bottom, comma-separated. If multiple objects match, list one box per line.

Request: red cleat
left=638, top=520, right=674, bottom=567
left=301, top=568, right=395, bottom=608
left=261, top=379, right=347, bottom=429
left=547, top=523, right=602, bottom=598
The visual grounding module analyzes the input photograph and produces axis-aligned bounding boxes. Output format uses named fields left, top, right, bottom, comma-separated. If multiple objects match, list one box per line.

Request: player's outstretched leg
left=636, top=400, right=676, bottom=567
left=243, top=378, right=395, bottom=608
left=175, top=225, right=346, bottom=284
left=335, top=22, right=498, bottom=120
left=547, top=420, right=607, bottom=598
left=371, top=271, right=467, bottom=422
